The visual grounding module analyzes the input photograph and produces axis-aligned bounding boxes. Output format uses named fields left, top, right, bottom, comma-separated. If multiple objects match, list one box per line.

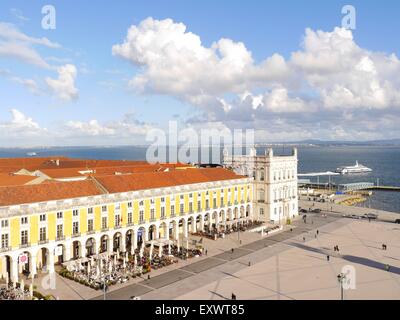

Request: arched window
left=259, top=168, right=265, bottom=181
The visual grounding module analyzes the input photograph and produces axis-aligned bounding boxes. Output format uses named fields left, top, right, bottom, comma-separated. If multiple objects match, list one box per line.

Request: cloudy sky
left=0, top=0, right=400, bottom=147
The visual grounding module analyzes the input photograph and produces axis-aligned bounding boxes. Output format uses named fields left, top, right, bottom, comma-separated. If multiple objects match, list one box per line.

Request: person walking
left=303, top=237, right=306, bottom=242
left=231, top=248, right=234, bottom=254
left=327, top=255, right=330, bottom=262
left=316, top=230, right=319, bottom=236
left=231, top=293, right=236, bottom=300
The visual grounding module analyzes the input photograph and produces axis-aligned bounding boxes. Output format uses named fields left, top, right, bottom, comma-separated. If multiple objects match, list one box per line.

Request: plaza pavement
left=35, top=200, right=400, bottom=300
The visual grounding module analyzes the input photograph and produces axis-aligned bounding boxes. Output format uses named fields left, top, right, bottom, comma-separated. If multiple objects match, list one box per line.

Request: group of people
left=0, top=284, right=30, bottom=300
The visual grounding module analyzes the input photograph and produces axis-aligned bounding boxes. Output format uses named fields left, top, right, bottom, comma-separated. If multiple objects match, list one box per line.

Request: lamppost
left=337, top=273, right=346, bottom=300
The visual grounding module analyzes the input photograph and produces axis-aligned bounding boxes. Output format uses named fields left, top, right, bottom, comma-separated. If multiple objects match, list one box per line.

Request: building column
left=120, top=235, right=126, bottom=252
left=64, top=242, right=71, bottom=261
left=183, top=220, right=188, bottom=238
left=192, top=219, right=197, bottom=233
left=165, top=225, right=170, bottom=240
left=48, top=248, right=55, bottom=274
left=200, top=215, right=204, bottom=232
left=10, top=257, right=18, bottom=286
left=30, top=253, right=37, bottom=277
left=133, top=231, right=137, bottom=252
left=174, top=222, right=179, bottom=240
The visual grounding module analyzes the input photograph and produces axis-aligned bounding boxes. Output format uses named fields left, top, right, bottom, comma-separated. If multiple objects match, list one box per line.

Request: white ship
left=335, top=161, right=372, bottom=174
left=26, top=152, right=38, bottom=156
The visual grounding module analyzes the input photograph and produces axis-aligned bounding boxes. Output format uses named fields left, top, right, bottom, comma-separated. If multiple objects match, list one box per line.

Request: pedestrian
left=205, top=249, right=208, bottom=256
left=385, top=264, right=390, bottom=272
left=303, top=237, right=305, bottom=242
left=231, top=248, right=234, bottom=254
left=317, top=230, right=319, bottom=235
left=248, top=261, right=251, bottom=267
left=290, top=228, right=293, bottom=232
left=382, top=244, right=385, bottom=250
left=327, top=255, right=330, bottom=261
left=231, top=293, right=236, bottom=300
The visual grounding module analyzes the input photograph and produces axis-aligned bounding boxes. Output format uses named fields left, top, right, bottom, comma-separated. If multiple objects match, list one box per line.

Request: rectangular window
left=213, top=198, right=217, bottom=208
left=20, top=230, right=28, bottom=245
left=1, top=234, right=9, bottom=248
left=87, top=219, right=94, bottom=232
left=150, top=208, right=155, bottom=220
left=139, top=210, right=144, bottom=222
left=21, top=217, right=28, bottom=225
left=73, top=222, right=79, bottom=235
left=40, top=214, right=46, bottom=222
left=73, top=209, right=79, bottom=217
left=180, top=194, right=184, bottom=200
left=206, top=199, right=209, bottom=209
left=221, top=197, right=224, bottom=206
left=161, top=207, right=165, bottom=218
left=87, top=207, right=93, bottom=215
left=102, top=205, right=107, bottom=212
left=170, top=205, right=175, bottom=216
left=1, top=220, right=8, bottom=228
left=57, top=224, right=63, bottom=239
left=189, top=202, right=193, bottom=213
left=115, top=214, right=120, bottom=227
left=115, top=203, right=121, bottom=210
left=180, top=203, right=184, bottom=214
left=197, top=200, right=201, bottom=211
left=39, top=227, right=47, bottom=241
left=102, top=217, right=107, bottom=229
left=128, top=212, right=133, bottom=224
left=161, top=197, right=165, bottom=203
left=57, top=211, right=63, bottom=219
left=127, top=202, right=132, bottom=208
left=260, top=208, right=264, bottom=216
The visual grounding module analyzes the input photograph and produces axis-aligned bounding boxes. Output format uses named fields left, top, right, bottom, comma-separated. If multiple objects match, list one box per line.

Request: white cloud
left=112, top=18, right=400, bottom=140
left=65, top=114, right=153, bottom=138
left=112, top=17, right=288, bottom=102
left=0, top=109, right=47, bottom=140
left=66, top=120, right=115, bottom=136
left=46, top=64, right=79, bottom=101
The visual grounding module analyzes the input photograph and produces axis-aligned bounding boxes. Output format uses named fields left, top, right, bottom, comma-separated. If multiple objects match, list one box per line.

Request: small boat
left=26, top=152, right=38, bottom=156
left=335, top=161, right=372, bottom=174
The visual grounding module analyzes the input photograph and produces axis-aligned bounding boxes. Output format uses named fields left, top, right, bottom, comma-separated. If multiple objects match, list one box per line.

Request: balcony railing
left=101, top=227, right=109, bottom=232
left=170, top=213, right=176, bottom=218
left=87, top=230, right=95, bottom=235
left=38, top=239, right=49, bottom=245
left=139, top=220, right=145, bottom=225
left=127, top=222, right=134, bottom=227
left=114, top=225, right=122, bottom=229
left=56, top=235, right=65, bottom=241
left=72, top=232, right=81, bottom=238
left=0, top=246, right=11, bottom=253
left=19, top=242, right=30, bottom=249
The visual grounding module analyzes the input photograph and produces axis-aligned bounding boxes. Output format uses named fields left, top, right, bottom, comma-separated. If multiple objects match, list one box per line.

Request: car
left=395, top=219, right=400, bottom=224
left=312, top=208, right=321, bottom=213
left=299, top=209, right=307, bottom=213
left=350, top=214, right=362, bottom=219
left=364, top=213, right=378, bottom=219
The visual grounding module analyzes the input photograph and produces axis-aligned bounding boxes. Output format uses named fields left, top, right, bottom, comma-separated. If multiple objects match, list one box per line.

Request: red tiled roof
left=95, top=168, right=246, bottom=193
left=0, top=180, right=104, bottom=206
left=0, top=174, right=38, bottom=187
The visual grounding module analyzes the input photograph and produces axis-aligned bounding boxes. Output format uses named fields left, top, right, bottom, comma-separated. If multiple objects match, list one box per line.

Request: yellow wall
left=79, top=208, right=87, bottom=234
left=48, top=212, right=56, bottom=241
left=64, top=210, right=72, bottom=237
left=10, top=217, right=20, bottom=249
left=94, top=206, right=101, bottom=231
left=30, top=215, right=38, bottom=245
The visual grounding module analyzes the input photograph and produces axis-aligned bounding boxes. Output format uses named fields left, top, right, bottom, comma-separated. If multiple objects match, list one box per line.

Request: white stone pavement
left=176, top=218, right=400, bottom=300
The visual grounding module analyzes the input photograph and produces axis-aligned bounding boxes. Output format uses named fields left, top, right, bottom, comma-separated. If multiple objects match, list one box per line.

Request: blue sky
left=0, top=0, right=400, bottom=146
